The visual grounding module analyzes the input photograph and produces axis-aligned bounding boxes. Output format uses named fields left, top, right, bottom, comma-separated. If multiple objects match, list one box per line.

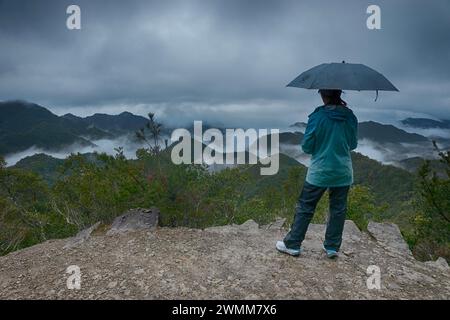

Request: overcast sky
left=0, top=0, right=449, bottom=128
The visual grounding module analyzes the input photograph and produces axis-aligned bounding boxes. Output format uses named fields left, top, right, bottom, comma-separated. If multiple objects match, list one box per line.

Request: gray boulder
left=425, top=257, right=449, bottom=271
left=262, top=217, right=287, bottom=230
left=342, top=220, right=362, bottom=242
left=205, top=219, right=260, bottom=234
left=367, top=221, right=412, bottom=256
left=64, top=221, right=101, bottom=249
left=107, top=208, right=159, bottom=235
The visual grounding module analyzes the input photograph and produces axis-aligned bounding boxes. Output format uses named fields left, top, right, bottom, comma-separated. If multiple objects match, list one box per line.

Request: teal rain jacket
left=302, top=105, right=358, bottom=187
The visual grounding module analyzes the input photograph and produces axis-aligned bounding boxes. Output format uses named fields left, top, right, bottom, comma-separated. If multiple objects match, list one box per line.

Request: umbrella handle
left=374, top=90, right=379, bottom=102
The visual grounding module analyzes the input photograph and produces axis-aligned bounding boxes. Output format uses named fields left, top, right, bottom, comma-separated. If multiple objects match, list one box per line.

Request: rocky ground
left=0, top=211, right=449, bottom=299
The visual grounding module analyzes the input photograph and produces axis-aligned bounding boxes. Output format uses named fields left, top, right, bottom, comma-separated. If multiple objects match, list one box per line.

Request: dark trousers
left=283, top=181, right=350, bottom=251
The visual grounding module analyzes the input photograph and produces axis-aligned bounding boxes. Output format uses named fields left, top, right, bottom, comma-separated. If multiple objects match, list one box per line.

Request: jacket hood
left=320, top=105, right=353, bottom=121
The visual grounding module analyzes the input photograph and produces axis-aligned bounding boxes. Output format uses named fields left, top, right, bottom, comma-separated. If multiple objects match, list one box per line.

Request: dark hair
left=318, top=89, right=347, bottom=107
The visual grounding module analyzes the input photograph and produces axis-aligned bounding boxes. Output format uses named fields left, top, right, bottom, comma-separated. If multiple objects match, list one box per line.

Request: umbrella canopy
left=287, top=61, right=399, bottom=92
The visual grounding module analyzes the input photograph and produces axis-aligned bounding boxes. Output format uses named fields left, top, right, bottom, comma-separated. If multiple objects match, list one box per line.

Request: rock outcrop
left=0, top=217, right=449, bottom=300
left=106, top=208, right=159, bottom=236
left=367, top=221, right=412, bottom=256
left=425, top=257, right=449, bottom=271
left=63, top=222, right=101, bottom=249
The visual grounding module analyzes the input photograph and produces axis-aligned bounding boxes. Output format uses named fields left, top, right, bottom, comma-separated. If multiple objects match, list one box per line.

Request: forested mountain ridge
left=401, top=117, right=450, bottom=129
left=357, top=121, right=429, bottom=143
left=2, top=100, right=440, bottom=158
left=0, top=101, right=150, bottom=155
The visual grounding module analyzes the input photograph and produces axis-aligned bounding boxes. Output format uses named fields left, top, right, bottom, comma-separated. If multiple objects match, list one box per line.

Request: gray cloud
left=0, top=0, right=449, bottom=126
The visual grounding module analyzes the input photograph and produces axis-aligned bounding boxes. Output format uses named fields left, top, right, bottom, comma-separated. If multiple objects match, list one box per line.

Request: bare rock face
left=425, top=257, right=450, bottom=271
left=205, top=219, right=260, bottom=235
left=1, top=218, right=449, bottom=300
left=367, top=221, right=412, bottom=256
left=342, top=220, right=362, bottom=242
left=436, top=257, right=450, bottom=269
left=63, top=222, right=101, bottom=249
left=107, top=208, right=159, bottom=236
left=262, top=217, right=287, bottom=230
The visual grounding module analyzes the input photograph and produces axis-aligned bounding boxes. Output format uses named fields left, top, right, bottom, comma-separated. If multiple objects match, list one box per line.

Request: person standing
left=276, top=89, right=358, bottom=258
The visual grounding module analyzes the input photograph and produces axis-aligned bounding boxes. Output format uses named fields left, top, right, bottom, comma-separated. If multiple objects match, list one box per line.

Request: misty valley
left=0, top=100, right=449, bottom=265
left=1, top=100, right=448, bottom=171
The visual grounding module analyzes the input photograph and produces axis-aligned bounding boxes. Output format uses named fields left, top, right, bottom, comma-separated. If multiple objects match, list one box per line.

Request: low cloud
left=395, top=125, right=450, bottom=140
left=279, top=138, right=439, bottom=168
left=355, top=139, right=438, bottom=164
left=5, top=135, right=146, bottom=166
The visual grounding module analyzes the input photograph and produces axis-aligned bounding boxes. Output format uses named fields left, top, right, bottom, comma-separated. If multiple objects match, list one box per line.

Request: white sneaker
left=276, top=241, right=301, bottom=256
left=323, top=246, right=339, bottom=259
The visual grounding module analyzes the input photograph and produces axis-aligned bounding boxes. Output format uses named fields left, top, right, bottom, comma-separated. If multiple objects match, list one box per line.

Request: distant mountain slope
left=0, top=101, right=154, bottom=156
left=279, top=132, right=304, bottom=145
left=13, top=153, right=64, bottom=184
left=351, top=152, right=416, bottom=228
left=398, top=156, right=447, bottom=177
left=358, top=121, right=429, bottom=144
left=249, top=132, right=304, bottom=153
left=288, top=120, right=430, bottom=145
left=401, top=117, right=450, bottom=129
left=246, top=152, right=306, bottom=197
left=62, top=111, right=152, bottom=136
left=289, top=122, right=307, bottom=132
left=0, top=101, right=113, bottom=155
left=82, top=112, right=149, bottom=134
left=351, top=152, right=415, bottom=203
left=12, top=152, right=112, bottom=184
